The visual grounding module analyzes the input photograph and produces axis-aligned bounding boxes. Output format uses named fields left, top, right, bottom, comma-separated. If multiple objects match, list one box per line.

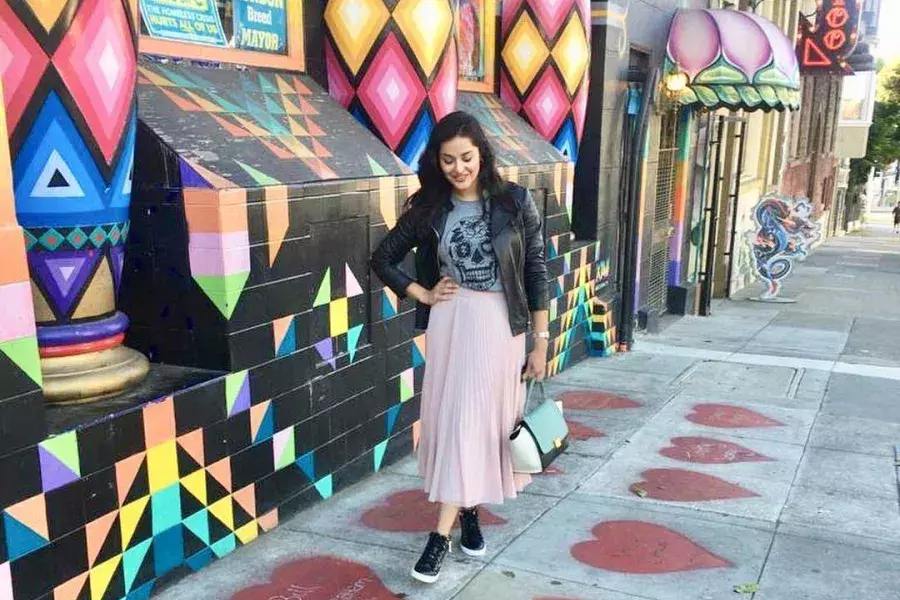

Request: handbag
left=509, top=380, right=570, bottom=474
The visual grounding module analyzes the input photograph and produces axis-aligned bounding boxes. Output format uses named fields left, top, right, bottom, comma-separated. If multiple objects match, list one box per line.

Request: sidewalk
left=154, top=223, right=900, bottom=600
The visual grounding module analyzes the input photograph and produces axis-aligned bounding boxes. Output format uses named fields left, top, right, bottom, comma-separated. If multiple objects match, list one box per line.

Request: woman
left=370, top=111, right=550, bottom=583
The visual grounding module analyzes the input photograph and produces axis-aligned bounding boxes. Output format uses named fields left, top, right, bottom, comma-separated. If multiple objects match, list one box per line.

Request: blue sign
left=140, top=0, right=227, bottom=47
left=234, top=0, right=287, bottom=54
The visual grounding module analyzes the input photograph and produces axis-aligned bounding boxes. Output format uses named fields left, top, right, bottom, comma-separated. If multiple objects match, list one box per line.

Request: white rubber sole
left=411, top=568, right=440, bottom=584
left=460, top=544, right=486, bottom=557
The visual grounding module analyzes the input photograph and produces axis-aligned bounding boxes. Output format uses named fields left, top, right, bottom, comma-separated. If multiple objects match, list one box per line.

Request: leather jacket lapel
left=490, top=200, right=514, bottom=240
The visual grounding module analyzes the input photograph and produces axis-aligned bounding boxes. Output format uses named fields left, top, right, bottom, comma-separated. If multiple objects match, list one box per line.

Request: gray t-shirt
left=438, top=196, right=504, bottom=292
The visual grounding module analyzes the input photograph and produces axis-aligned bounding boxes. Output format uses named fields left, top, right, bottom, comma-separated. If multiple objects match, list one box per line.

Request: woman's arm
left=522, top=190, right=550, bottom=381
left=369, top=211, right=419, bottom=299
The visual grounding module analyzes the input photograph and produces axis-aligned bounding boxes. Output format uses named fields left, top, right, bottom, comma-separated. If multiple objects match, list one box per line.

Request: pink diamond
left=325, top=40, right=354, bottom=108
left=523, top=68, right=568, bottom=140
left=358, top=33, right=427, bottom=150
left=573, top=79, right=588, bottom=142
left=501, top=0, right=526, bottom=36
left=428, top=45, right=457, bottom=122
left=53, top=0, right=136, bottom=165
left=528, top=0, right=573, bottom=38
left=0, top=2, right=49, bottom=131
left=500, top=72, right=522, bottom=113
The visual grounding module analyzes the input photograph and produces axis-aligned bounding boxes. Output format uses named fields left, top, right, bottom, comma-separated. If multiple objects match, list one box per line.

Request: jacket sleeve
left=522, top=190, right=550, bottom=312
left=369, top=210, right=419, bottom=299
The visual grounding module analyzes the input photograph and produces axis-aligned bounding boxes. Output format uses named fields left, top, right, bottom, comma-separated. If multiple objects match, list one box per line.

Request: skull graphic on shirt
left=447, top=215, right=497, bottom=290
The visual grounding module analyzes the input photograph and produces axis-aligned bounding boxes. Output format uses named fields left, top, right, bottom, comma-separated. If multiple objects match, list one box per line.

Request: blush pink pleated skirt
left=418, top=287, right=531, bottom=507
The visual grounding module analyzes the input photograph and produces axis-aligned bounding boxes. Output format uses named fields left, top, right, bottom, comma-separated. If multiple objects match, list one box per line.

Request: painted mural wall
left=0, top=0, right=148, bottom=403
left=499, top=0, right=591, bottom=160
left=323, top=0, right=458, bottom=169
left=0, top=0, right=622, bottom=597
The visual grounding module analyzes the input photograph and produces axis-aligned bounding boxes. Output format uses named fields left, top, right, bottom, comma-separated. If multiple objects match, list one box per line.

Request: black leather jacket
left=370, top=183, right=549, bottom=336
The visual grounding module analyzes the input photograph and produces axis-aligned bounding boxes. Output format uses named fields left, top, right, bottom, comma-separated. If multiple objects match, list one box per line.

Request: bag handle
left=524, top=379, right=547, bottom=413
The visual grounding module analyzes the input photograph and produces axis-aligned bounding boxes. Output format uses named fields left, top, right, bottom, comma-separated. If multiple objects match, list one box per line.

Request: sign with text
left=796, top=0, right=861, bottom=75
left=234, top=0, right=287, bottom=54
left=140, top=0, right=227, bottom=46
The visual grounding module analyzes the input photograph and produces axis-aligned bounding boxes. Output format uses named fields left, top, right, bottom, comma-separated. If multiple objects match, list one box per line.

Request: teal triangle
left=151, top=485, right=182, bottom=535
left=374, top=440, right=388, bottom=472
left=255, top=407, right=275, bottom=444
left=126, top=582, right=155, bottom=600
left=123, top=538, right=152, bottom=593
left=382, top=291, right=397, bottom=319
left=264, top=94, right=285, bottom=115
left=277, top=319, right=297, bottom=357
left=3, top=513, right=48, bottom=560
left=206, top=91, right=246, bottom=114
left=386, top=404, right=401, bottom=436
left=295, top=451, right=315, bottom=481
left=183, top=509, right=211, bottom=545
left=157, top=66, right=199, bottom=88
left=411, top=344, right=425, bottom=368
left=367, top=155, right=389, bottom=176
left=347, top=324, right=364, bottom=363
left=314, top=475, right=333, bottom=499
left=242, top=77, right=259, bottom=92
left=259, top=74, right=278, bottom=93
left=186, top=548, right=214, bottom=571
left=211, top=533, right=236, bottom=558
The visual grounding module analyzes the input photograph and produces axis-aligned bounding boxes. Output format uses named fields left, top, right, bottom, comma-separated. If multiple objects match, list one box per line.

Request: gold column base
left=42, top=346, right=150, bottom=404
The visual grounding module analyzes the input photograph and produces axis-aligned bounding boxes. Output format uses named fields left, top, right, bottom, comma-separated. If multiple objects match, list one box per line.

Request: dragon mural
left=746, top=195, right=822, bottom=299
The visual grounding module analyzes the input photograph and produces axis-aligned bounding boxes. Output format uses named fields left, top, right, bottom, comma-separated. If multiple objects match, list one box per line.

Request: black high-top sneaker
left=411, top=532, right=451, bottom=583
left=458, top=507, right=486, bottom=556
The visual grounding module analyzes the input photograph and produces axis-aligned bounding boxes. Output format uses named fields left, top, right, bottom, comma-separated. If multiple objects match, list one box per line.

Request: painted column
left=499, top=0, right=591, bottom=161
left=323, top=0, right=458, bottom=169
left=0, top=0, right=148, bottom=401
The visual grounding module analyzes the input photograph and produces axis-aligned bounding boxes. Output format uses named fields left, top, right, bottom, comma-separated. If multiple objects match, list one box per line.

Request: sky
left=878, top=0, right=900, bottom=60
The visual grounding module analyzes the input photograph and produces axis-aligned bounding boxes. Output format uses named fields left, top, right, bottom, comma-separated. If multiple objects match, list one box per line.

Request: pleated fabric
left=418, top=287, right=531, bottom=507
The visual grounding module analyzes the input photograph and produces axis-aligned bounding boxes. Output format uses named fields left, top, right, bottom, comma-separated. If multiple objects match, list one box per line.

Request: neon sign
left=796, top=0, right=861, bottom=75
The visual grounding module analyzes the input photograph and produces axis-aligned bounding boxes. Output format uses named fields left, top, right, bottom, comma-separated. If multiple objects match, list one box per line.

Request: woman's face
left=439, top=136, right=481, bottom=196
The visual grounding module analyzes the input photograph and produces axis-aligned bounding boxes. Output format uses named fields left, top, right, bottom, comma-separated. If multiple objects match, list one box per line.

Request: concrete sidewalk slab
left=152, top=527, right=480, bottom=600
left=780, top=485, right=900, bottom=546
left=754, top=533, right=900, bottom=600
left=281, top=471, right=558, bottom=563
left=807, top=414, right=900, bottom=456
left=677, top=362, right=798, bottom=397
left=558, top=352, right=699, bottom=377
left=793, top=447, right=898, bottom=499
left=633, top=396, right=817, bottom=447
left=493, top=497, right=774, bottom=600
left=453, top=564, right=647, bottom=600
left=576, top=430, right=803, bottom=522
left=823, top=374, right=900, bottom=422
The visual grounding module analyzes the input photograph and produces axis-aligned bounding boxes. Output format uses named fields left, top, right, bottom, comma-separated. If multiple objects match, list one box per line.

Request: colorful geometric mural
left=499, top=0, right=591, bottom=161
left=665, top=9, right=801, bottom=112
left=137, top=61, right=410, bottom=187
left=1, top=0, right=147, bottom=401
left=323, top=0, right=458, bottom=168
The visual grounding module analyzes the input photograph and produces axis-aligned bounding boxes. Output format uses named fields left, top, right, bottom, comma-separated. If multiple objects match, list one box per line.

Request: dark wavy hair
left=405, top=111, right=514, bottom=225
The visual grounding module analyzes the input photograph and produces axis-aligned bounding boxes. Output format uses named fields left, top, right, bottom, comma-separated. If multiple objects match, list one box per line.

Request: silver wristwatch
left=533, top=331, right=550, bottom=340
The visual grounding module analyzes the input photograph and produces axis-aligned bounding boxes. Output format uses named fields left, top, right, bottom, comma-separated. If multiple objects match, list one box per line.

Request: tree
left=849, top=62, right=900, bottom=191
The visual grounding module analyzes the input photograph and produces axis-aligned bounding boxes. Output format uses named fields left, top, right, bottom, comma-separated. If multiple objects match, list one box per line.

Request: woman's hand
left=522, top=341, right=548, bottom=382
left=425, top=276, right=459, bottom=306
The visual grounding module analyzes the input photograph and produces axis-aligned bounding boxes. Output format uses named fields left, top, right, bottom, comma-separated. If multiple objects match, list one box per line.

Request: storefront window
left=133, top=0, right=304, bottom=71
left=456, top=0, right=496, bottom=92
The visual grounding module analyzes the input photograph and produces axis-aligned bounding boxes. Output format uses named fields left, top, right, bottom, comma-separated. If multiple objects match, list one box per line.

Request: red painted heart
left=230, top=555, right=401, bottom=599
left=630, top=468, right=759, bottom=501
left=360, top=489, right=507, bottom=533
left=565, top=419, right=605, bottom=440
left=660, top=437, right=774, bottom=464
left=687, top=404, right=785, bottom=428
left=571, top=520, right=732, bottom=573
left=561, top=391, right=641, bottom=410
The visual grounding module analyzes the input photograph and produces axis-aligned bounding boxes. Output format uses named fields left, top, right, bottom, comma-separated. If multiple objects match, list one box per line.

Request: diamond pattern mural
left=1, top=0, right=145, bottom=399
left=324, top=0, right=457, bottom=168
left=500, top=0, right=591, bottom=161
